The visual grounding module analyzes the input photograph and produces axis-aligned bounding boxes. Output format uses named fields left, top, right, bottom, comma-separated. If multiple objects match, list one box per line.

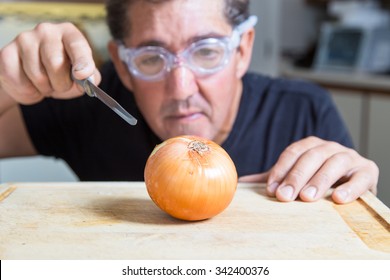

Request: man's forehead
left=125, top=0, right=230, bottom=47
left=126, top=0, right=228, bottom=26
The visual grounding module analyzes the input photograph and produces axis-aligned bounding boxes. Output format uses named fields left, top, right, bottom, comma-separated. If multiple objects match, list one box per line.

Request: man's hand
left=239, top=136, right=379, bottom=204
left=0, top=22, right=101, bottom=107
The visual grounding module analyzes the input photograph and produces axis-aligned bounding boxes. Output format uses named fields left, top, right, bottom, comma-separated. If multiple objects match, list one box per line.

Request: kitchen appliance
left=314, top=22, right=390, bottom=73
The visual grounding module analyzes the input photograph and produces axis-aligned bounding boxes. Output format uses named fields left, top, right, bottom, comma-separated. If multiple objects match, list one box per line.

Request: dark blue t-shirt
left=222, top=73, right=353, bottom=176
left=21, top=62, right=353, bottom=181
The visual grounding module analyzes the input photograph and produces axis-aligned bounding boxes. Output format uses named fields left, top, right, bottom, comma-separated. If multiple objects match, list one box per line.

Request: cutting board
left=0, top=182, right=389, bottom=259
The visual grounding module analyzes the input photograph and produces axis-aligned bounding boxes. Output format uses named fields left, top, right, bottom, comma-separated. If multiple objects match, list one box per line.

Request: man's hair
left=105, top=0, right=249, bottom=40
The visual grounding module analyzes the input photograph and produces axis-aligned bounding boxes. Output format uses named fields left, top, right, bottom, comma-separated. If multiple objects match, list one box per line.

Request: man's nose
left=166, top=65, right=197, bottom=100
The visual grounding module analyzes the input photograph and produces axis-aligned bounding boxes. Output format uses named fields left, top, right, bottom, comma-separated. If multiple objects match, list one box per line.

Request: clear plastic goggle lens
left=188, top=39, right=227, bottom=70
left=133, top=50, right=167, bottom=76
left=130, top=39, right=229, bottom=79
left=119, top=15, right=258, bottom=81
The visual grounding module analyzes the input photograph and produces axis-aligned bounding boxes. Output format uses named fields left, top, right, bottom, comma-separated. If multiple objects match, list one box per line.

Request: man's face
left=115, top=0, right=252, bottom=144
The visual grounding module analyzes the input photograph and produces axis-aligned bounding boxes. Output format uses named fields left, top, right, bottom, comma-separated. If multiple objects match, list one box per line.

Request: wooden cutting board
left=0, top=182, right=389, bottom=259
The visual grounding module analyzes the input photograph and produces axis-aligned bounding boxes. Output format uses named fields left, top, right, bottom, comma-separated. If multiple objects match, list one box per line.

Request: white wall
left=249, top=0, right=326, bottom=75
left=279, top=0, right=325, bottom=55
left=249, top=0, right=281, bottom=76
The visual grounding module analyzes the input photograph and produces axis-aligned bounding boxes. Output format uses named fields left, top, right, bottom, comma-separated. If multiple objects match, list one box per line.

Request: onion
left=144, top=135, right=238, bottom=221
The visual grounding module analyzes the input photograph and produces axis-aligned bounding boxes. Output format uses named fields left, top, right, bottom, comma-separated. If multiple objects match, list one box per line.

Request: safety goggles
left=118, top=15, right=258, bottom=82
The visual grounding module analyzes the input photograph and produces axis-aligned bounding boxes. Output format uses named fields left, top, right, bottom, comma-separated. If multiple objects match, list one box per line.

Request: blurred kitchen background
left=1, top=0, right=390, bottom=207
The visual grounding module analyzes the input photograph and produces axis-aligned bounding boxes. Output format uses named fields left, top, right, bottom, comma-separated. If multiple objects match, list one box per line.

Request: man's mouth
left=167, top=111, right=204, bottom=122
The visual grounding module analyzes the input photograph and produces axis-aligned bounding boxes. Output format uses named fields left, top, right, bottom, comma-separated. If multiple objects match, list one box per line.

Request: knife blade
left=73, top=76, right=137, bottom=126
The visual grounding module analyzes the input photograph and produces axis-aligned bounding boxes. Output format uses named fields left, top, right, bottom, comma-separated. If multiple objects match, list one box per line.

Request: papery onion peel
left=144, top=135, right=238, bottom=221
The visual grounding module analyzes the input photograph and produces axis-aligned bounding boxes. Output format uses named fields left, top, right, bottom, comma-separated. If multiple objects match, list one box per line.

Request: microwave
left=313, top=23, right=390, bottom=73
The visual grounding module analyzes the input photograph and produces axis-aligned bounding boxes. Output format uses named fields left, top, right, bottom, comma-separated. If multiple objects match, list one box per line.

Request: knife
left=73, top=76, right=137, bottom=126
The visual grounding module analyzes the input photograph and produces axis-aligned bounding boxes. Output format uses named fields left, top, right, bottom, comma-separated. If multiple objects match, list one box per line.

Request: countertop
left=1, top=182, right=389, bottom=259
left=281, top=62, right=390, bottom=94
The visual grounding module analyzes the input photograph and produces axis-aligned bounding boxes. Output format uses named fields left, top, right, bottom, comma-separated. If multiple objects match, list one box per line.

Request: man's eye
left=135, top=53, right=165, bottom=75
left=196, top=48, right=220, bottom=58
left=140, top=55, right=162, bottom=65
left=192, top=46, right=224, bottom=69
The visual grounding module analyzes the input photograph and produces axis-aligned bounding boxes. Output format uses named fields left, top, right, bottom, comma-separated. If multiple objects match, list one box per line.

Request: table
left=281, top=62, right=390, bottom=95
left=0, top=182, right=389, bottom=259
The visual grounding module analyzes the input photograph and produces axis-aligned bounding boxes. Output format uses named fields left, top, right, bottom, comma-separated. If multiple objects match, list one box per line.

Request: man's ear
left=235, top=28, right=255, bottom=79
left=107, top=40, right=134, bottom=91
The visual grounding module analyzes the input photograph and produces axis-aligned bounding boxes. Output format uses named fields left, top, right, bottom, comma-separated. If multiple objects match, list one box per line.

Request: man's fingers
left=17, top=30, right=53, bottom=96
left=0, top=22, right=102, bottom=103
left=0, top=42, right=43, bottom=104
left=332, top=162, right=378, bottom=204
left=267, top=137, right=342, bottom=200
left=265, top=136, right=379, bottom=204
left=298, top=151, right=355, bottom=202
left=273, top=146, right=331, bottom=201
left=40, top=27, right=73, bottom=93
left=62, top=23, right=96, bottom=80
left=267, top=136, right=324, bottom=188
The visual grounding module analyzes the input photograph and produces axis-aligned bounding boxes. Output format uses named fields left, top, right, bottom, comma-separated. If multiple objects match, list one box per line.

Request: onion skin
left=144, top=135, right=238, bottom=221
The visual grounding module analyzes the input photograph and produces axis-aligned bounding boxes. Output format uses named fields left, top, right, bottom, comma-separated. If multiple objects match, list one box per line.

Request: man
left=0, top=0, right=378, bottom=204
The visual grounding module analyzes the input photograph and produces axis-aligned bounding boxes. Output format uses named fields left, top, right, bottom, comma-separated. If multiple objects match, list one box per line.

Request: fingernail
left=304, top=186, right=317, bottom=199
left=73, top=62, right=87, bottom=72
left=335, top=189, right=349, bottom=202
left=279, top=185, right=294, bottom=200
left=267, top=182, right=279, bottom=194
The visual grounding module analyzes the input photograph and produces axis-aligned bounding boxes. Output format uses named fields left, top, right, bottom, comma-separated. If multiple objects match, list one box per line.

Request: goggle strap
left=118, top=44, right=127, bottom=62
left=235, top=15, right=258, bottom=35
left=230, top=15, right=258, bottom=48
